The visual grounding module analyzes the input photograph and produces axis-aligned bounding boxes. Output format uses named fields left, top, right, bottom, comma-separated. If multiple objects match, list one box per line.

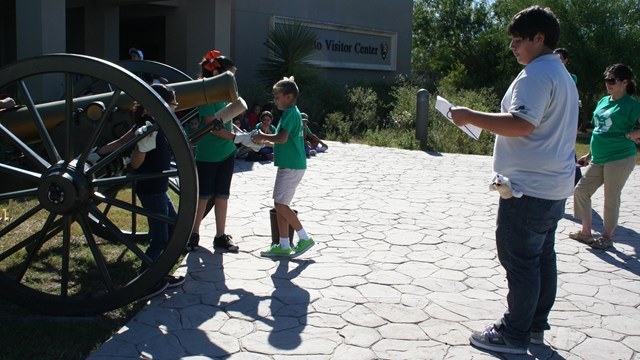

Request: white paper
left=435, top=95, right=483, bottom=140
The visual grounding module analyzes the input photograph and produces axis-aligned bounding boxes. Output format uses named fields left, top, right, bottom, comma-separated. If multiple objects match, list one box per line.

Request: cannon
left=0, top=54, right=243, bottom=315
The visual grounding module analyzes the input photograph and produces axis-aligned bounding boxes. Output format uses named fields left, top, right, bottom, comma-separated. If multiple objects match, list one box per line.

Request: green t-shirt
left=590, top=95, right=640, bottom=164
left=274, top=106, right=306, bottom=170
left=255, top=122, right=277, bottom=134
left=195, top=102, right=237, bottom=162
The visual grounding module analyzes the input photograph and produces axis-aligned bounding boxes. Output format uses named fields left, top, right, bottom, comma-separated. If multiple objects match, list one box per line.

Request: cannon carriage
left=0, top=54, right=243, bottom=315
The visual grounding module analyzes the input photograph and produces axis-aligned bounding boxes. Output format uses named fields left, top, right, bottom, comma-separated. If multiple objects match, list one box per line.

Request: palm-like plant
left=257, top=21, right=318, bottom=87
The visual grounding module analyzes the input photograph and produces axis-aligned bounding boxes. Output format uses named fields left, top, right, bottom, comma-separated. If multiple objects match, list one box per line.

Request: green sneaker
left=260, top=244, right=292, bottom=257
left=291, top=238, right=315, bottom=258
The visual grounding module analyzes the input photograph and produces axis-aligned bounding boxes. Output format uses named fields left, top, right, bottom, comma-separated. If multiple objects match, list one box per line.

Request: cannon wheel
left=0, top=54, right=197, bottom=315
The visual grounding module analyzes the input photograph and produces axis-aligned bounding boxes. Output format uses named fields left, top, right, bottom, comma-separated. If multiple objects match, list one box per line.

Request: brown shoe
left=569, top=232, right=594, bottom=245
left=589, top=236, right=613, bottom=250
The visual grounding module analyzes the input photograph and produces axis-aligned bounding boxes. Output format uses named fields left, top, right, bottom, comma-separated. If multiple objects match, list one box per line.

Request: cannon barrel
left=0, top=71, right=238, bottom=140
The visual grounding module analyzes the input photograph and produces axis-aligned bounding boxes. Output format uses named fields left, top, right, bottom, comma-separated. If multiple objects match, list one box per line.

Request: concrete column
left=84, top=4, right=120, bottom=62
left=166, top=0, right=214, bottom=77
left=15, top=0, right=66, bottom=102
left=165, top=0, right=234, bottom=77
left=214, top=0, right=232, bottom=56
left=16, top=0, right=66, bottom=59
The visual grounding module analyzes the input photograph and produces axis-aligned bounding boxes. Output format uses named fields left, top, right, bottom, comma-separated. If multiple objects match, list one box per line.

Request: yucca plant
left=256, top=21, right=318, bottom=87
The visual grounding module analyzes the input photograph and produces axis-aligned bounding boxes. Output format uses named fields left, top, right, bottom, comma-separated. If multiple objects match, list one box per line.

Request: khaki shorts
left=273, top=168, right=305, bottom=205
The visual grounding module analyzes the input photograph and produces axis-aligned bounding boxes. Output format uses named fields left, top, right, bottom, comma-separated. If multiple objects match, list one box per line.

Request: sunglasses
left=604, top=78, right=621, bottom=85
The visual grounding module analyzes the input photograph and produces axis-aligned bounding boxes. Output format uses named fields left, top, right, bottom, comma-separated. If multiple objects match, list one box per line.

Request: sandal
left=589, top=236, right=613, bottom=250
left=569, top=232, right=594, bottom=245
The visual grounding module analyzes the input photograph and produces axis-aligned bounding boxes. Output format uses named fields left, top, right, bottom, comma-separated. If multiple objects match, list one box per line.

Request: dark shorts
left=196, top=154, right=234, bottom=200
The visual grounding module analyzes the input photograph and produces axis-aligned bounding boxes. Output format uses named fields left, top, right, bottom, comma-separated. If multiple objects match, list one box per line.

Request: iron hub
left=37, top=163, right=90, bottom=214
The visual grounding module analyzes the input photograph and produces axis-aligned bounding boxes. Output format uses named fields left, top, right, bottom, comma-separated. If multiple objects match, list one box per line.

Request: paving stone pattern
left=89, top=141, right=640, bottom=360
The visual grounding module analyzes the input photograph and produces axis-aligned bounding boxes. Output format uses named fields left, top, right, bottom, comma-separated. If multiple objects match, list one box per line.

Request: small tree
left=256, top=22, right=318, bottom=88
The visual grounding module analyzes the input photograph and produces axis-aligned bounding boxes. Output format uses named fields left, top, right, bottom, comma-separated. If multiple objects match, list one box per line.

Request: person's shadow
left=266, top=258, right=314, bottom=349
left=175, top=249, right=314, bottom=356
left=564, top=209, right=640, bottom=277
left=588, top=223, right=640, bottom=277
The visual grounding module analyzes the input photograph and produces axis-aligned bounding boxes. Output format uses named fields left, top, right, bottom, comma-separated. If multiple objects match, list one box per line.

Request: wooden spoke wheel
left=0, top=54, right=197, bottom=315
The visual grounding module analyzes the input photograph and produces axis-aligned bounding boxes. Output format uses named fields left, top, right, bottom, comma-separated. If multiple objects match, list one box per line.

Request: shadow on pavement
left=563, top=209, right=640, bottom=276
left=267, top=258, right=314, bottom=350
left=181, top=248, right=316, bottom=356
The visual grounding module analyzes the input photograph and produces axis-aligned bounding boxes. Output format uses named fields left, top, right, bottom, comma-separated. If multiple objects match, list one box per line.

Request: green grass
left=0, top=299, right=145, bottom=360
left=575, top=132, right=591, bottom=159
left=0, top=189, right=183, bottom=360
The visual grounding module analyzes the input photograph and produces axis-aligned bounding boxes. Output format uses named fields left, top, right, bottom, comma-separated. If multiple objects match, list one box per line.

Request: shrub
left=347, top=86, right=379, bottom=134
left=297, top=79, right=346, bottom=135
left=389, top=82, right=421, bottom=130
left=361, top=128, right=420, bottom=150
left=306, top=75, right=501, bottom=157
left=324, top=112, right=351, bottom=142
left=425, top=86, right=498, bottom=155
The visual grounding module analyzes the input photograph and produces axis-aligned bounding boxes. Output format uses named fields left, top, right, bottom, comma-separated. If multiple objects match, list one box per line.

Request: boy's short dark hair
left=508, top=6, right=560, bottom=49
left=273, top=76, right=299, bottom=98
left=151, top=83, right=175, bottom=104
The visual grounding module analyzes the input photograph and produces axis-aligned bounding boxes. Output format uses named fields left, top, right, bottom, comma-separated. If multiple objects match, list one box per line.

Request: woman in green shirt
left=571, top=64, right=640, bottom=249
left=187, top=51, right=240, bottom=252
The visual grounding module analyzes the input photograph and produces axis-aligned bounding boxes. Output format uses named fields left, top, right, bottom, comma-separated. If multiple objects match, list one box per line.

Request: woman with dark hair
left=187, top=50, right=240, bottom=252
left=251, top=110, right=276, bottom=161
left=571, top=64, right=640, bottom=249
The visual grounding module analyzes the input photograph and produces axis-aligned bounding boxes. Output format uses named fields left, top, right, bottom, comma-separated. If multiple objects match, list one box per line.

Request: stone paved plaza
left=89, top=141, right=640, bottom=360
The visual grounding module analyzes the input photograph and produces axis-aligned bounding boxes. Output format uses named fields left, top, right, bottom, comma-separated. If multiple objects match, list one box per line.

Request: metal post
left=416, top=89, right=430, bottom=149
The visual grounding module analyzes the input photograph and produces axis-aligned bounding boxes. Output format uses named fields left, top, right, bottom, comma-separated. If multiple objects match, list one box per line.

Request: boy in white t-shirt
left=451, top=5, right=578, bottom=355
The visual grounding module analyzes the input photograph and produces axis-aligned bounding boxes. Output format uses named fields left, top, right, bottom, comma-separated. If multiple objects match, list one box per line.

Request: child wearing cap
left=129, top=47, right=144, bottom=61
left=301, top=112, right=328, bottom=157
left=251, top=76, right=315, bottom=258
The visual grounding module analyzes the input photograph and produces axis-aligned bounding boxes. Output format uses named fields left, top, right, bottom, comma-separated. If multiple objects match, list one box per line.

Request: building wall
left=232, top=0, right=413, bottom=89
left=1, top=0, right=412, bottom=93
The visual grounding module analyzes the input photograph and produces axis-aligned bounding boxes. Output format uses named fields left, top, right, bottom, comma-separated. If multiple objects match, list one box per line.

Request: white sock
left=279, top=238, right=290, bottom=249
left=296, top=228, right=309, bottom=241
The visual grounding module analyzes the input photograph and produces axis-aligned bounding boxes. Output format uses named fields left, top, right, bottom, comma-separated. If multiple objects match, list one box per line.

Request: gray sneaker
left=470, top=324, right=527, bottom=355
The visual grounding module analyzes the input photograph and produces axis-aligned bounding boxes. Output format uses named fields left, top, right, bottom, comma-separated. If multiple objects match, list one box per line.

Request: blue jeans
left=137, top=192, right=178, bottom=267
left=495, top=195, right=565, bottom=347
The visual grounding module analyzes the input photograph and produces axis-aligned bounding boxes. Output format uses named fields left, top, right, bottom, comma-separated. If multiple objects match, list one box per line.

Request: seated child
left=301, top=112, right=328, bottom=157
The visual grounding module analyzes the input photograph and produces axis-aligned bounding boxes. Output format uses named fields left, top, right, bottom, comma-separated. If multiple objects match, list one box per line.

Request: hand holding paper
left=435, top=96, right=483, bottom=140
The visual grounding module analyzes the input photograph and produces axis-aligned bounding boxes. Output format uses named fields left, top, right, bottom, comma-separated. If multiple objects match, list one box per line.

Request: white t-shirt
left=494, top=53, right=579, bottom=200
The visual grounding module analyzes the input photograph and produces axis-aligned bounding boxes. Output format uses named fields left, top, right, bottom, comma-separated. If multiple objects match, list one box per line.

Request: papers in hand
left=435, top=96, right=483, bottom=140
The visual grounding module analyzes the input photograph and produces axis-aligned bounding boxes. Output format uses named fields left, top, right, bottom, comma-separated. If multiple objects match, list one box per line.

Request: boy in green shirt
left=251, top=76, right=315, bottom=257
